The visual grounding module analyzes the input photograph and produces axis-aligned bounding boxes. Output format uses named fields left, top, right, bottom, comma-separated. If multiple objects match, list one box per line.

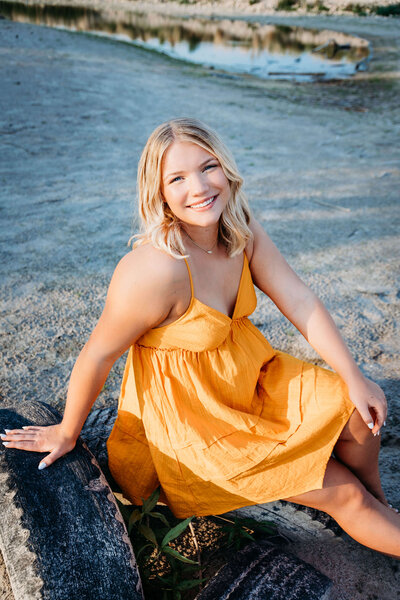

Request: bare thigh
left=336, top=407, right=371, bottom=444
left=282, top=457, right=365, bottom=513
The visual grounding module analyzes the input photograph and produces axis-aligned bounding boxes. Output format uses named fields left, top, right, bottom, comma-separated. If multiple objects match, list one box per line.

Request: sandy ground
left=0, top=3, right=399, bottom=598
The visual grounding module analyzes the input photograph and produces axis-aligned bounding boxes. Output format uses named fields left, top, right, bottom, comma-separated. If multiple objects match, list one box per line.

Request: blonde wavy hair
left=131, top=117, right=253, bottom=259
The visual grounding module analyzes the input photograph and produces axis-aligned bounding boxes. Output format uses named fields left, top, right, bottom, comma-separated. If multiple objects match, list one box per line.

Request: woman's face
left=161, top=141, right=231, bottom=229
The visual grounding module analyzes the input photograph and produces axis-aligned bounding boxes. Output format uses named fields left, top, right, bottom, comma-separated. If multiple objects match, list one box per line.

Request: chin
left=189, top=214, right=222, bottom=228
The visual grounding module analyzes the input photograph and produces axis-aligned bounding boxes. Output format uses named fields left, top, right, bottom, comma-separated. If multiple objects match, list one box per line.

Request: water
left=0, top=1, right=371, bottom=81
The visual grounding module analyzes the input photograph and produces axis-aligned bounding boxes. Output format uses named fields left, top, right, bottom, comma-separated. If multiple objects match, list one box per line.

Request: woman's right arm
left=1, top=247, right=178, bottom=469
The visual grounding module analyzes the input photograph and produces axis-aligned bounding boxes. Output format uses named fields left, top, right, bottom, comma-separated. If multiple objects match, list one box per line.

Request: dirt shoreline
left=0, top=7, right=399, bottom=599
left=3, top=0, right=400, bottom=17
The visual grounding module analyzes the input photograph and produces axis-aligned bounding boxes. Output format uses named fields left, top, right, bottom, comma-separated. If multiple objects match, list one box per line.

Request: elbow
left=289, top=287, right=320, bottom=334
left=292, top=284, right=318, bottom=314
left=81, top=336, right=123, bottom=368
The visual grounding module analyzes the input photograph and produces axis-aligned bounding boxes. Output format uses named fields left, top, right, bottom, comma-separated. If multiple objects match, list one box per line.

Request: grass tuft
left=116, top=485, right=278, bottom=599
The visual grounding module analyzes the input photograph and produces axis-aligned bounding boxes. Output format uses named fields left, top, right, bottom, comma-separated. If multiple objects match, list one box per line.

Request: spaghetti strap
left=183, top=257, right=194, bottom=299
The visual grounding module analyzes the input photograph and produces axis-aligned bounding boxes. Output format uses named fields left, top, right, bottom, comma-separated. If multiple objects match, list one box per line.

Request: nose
left=189, top=172, right=210, bottom=197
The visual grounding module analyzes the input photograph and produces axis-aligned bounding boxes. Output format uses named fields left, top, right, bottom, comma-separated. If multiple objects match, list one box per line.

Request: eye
left=204, top=164, right=218, bottom=171
left=170, top=175, right=182, bottom=183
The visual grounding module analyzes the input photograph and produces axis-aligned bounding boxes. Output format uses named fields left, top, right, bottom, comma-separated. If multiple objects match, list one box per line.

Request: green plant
left=216, top=515, right=277, bottom=550
left=344, top=3, right=368, bottom=15
left=155, top=561, right=207, bottom=600
left=117, top=487, right=277, bottom=599
left=277, top=0, right=299, bottom=10
left=373, top=3, right=400, bottom=15
left=315, top=0, right=329, bottom=11
left=117, top=487, right=206, bottom=599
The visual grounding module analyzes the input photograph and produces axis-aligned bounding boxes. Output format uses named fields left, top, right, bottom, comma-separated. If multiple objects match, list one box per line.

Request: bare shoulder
left=114, top=243, right=185, bottom=289
left=85, top=245, right=188, bottom=360
left=107, top=244, right=187, bottom=332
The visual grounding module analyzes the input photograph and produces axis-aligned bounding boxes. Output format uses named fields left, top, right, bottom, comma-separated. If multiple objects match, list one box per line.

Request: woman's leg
left=333, top=409, right=388, bottom=506
left=283, top=458, right=400, bottom=557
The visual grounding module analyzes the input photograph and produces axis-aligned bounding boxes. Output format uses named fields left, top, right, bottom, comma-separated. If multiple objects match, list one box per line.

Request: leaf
left=138, top=523, right=158, bottom=546
left=177, top=578, right=209, bottom=590
left=149, top=511, right=171, bottom=527
left=136, top=543, right=153, bottom=560
left=241, top=530, right=255, bottom=541
left=161, top=517, right=193, bottom=546
left=156, top=573, right=174, bottom=585
left=180, top=563, right=200, bottom=574
left=128, top=509, right=142, bottom=534
left=141, top=486, right=160, bottom=513
left=239, top=517, right=276, bottom=536
left=162, top=545, right=199, bottom=564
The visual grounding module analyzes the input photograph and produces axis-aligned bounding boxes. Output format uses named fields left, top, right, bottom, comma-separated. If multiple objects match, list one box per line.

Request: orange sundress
left=106, top=252, right=355, bottom=518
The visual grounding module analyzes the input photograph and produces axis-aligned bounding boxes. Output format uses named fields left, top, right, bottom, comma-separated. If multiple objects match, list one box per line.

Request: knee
left=333, top=479, right=373, bottom=516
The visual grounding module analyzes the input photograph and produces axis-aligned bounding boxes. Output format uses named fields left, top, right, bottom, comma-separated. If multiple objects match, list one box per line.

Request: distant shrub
left=344, top=3, right=368, bottom=15
left=277, top=0, right=299, bottom=10
left=373, top=3, right=400, bottom=15
left=315, top=0, right=329, bottom=11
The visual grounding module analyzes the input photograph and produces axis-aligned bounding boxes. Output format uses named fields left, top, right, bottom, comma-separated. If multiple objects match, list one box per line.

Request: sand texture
left=0, top=7, right=399, bottom=599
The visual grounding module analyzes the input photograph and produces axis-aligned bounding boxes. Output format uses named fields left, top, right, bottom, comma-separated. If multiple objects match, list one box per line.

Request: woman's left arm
left=248, top=217, right=387, bottom=434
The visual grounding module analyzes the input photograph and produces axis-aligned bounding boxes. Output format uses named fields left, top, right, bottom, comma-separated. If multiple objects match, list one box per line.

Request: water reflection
left=0, top=1, right=370, bottom=81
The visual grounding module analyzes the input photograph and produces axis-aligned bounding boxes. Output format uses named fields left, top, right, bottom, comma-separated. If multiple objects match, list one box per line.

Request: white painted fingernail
left=368, top=423, right=374, bottom=429
left=0, top=434, right=6, bottom=439
left=38, top=462, right=47, bottom=470
left=2, top=442, right=10, bottom=447
left=384, top=421, right=386, bottom=426
left=4, top=429, right=11, bottom=433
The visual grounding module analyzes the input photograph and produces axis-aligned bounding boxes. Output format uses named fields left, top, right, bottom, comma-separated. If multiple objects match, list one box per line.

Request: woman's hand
left=1, top=424, right=77, bottom=470
left=347, top=375, right=387, bottom=435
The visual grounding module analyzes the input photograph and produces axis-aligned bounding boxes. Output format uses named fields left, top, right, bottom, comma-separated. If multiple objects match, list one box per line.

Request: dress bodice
left=137, top=252, right=258, bottom=352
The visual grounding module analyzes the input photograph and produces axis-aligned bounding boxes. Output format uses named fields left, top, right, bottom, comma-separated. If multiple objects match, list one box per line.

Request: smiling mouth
left=189, top=195, right=217, bottom=209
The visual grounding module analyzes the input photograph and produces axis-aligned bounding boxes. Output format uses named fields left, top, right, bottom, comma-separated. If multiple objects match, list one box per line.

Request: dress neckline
left=184, top=251, right=247, bottom=321
left=153, top=252, right=247, bottom=331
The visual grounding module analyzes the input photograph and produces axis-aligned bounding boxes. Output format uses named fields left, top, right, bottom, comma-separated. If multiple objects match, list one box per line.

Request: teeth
left=191, top=196, right=215, bottom=209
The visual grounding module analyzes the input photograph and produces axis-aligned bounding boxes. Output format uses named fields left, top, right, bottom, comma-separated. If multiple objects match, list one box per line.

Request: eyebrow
left=163, top=157, right=216, bottom=182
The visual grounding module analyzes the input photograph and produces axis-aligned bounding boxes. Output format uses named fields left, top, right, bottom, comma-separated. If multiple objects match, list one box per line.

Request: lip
left=188, top=195, right=218, bottom=209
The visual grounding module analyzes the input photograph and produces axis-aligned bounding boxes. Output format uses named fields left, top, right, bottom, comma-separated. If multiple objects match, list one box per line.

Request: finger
left=2, top=430, right=39, bottom=436
left=356, top=407, right=376, bottom=432
left=372, top=404, right=386, bottom=435
left=3, top=427, right=42, bottom=435
left=22, top=426, right=43, bottom=431
left=1, top=432, right=39, bottom=441
left=3, top=425, right=49, bottom=437
left=377, top=393, right=388, bottom=424
left=2, top=440, right=41, bottom=451
left=2, top=428, right=27, bottom=434
left=38, top=448, right=65, bottom=470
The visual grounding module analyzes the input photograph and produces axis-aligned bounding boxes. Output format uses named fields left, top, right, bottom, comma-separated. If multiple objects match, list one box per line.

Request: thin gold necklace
left=184, top=230, right=218, bottom=254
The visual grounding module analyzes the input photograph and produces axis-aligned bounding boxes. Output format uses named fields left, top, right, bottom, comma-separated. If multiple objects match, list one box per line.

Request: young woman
left=2, top=118, right=399, bottom=557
